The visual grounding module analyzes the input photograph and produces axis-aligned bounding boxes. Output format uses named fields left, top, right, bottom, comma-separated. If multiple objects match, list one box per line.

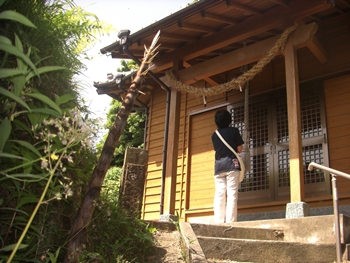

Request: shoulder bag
left=215, top=130, right=246, bottom=182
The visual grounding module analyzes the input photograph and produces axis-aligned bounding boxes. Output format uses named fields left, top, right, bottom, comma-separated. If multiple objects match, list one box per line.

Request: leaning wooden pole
left=64, top=31, right=160, bottom=263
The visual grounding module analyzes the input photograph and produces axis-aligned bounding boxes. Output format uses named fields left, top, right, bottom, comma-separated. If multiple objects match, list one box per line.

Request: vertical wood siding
left=324, top=74, right=350, bottom=194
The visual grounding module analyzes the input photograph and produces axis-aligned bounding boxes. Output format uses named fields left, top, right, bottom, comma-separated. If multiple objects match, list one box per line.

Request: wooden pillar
left=163, top=61, right=182, bottom=214
left=284, top=37, right=305, bottom=202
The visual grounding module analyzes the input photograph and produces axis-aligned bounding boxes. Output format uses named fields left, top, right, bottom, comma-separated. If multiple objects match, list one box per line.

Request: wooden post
left=163, top=61, right=182, bottom=214
left=284, top=37, right=305, bottom=203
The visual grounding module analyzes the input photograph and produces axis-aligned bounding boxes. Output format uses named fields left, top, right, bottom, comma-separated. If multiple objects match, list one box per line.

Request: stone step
left=191, top=223, right=284, bottom=241
left=179, top=215, right=350, bottom=263
left=198, top=236, right=337, bottom=263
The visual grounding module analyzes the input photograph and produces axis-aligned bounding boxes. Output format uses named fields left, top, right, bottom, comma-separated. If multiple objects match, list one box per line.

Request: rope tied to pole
left=165, top=25, right=298, bottom=96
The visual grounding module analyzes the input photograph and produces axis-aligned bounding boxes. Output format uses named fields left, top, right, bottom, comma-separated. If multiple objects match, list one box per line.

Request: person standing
left=211, top=109, right=244, bottom=223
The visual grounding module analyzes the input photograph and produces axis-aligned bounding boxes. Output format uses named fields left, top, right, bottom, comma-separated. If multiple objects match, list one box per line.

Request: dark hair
left=215, top=110, right=231, bottom=128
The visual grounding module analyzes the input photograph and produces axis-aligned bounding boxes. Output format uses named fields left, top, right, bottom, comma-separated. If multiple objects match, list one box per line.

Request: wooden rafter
left=334, top=6, right=345, bottom=13
left=225, top=0, right=263, bottom=15
left=178, top=21, right=216, bottom=33
left=151, top=0, right=332, bottom=72
left=268, top=0, right=289, bottom=7
left=175, top=23, right=319, bottom=84
left=201, top=11, right=239, bottom=25
left=336, top=0, right=350, bottom=8
left=266, top=29, right=282, bottom=36
left=290, top=0, right=333, bottom=20
left=308, top=14, right=322, bottom=22
left=136, top=39, right=180, bottom=50
left=156, top=43, right=180, bottom=50
left=161, top=32, right=197, bottom=42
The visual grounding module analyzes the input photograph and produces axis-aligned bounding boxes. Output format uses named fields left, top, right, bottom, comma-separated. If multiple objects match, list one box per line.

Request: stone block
left=159, top=214, right=178, bottom=222
left=286, top=202, right=310, bottom=218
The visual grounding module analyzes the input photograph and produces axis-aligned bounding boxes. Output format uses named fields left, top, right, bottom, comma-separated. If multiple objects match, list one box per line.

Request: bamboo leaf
left=15, top=34, right=26, bottom=71
left=0, top=69, right=26, bottom=79
left=13, top=119, right=33, bottom=135
left=0, top=207, right=28, bottom=216
left=55, top=93, right=75, bottom=106
left=25, top=93, right=62, bottom=115
left=0, top=152, right=27, bottom=160
left=0, top=86, right=31, bottom=111
left=26, top=66, right=68, bottom=82
left=0, top=35, right=12, bottom=45
left=5, top=173, right=48, bottom=182
left=23, top=151, right=33, bottom=174
left=10, top=110, right=30, bottom=119
left=0, top=117, right=11, bottom=152
left=0, top=243, right=29, bottom=252
left=0, top=43, right=38, bottom=76
left=31, top=108, right=62, bottom=117
left=0, top=10, right=37, bottom=28
left=12, top=74, right=26, bottom=97
left=10, top=140, right=41, bottom=158
left=16, top=196, right=39, bottom=209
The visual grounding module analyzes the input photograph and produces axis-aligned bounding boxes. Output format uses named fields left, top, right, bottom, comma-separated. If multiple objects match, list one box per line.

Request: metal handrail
left=308, top=162, right=350, bottom=263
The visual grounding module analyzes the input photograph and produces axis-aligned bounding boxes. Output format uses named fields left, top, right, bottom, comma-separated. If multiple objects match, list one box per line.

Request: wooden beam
left=226, top=0, right=263, bottom=15
left=201, top=11, right=239, bottom=25
left=268, top=0, right=289, bottom=7
left=266, top=29, right=283, bottom=36
left=293, top=19, right=328, bottom=64
left=157, top=43, right=181, bottom=50
left=161, top=32, right=197, bottom=42
left=307, top=36, right=328, bottom=63
left=284, top=36, right=305, bottom=203
left=183, top=61, right=219, bottom=86
left=290, top=0, right=333, bottom=20
left=336, top=0, right=350, bottom=8
left=178, top=21, right=216, bottom=34
left=176, top=23, right=318, bottom=84
left=151, top=0, right=332, bottom=72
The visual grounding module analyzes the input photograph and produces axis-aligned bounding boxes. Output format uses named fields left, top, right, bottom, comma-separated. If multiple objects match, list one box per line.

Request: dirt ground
left=146, top=228, right=186, bottom=263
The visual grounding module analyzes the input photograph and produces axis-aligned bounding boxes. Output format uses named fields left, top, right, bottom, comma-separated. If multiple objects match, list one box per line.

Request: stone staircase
left=178, top=214, right=350, bottom=263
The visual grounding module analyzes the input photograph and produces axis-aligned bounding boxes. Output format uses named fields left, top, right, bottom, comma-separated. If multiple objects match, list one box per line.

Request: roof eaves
left=100, top=0, right=221, bottom=54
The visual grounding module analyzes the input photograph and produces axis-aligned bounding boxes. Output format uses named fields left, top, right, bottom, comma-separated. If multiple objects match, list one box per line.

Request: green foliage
left=117, top=59, right=138, bottom=72
left=83, top=197, right=156, bottom=263
left=102, top=166, right=122, bottom=203
left=0, top=2, right=102, bottom=262
left=0, top=1, right=149, bottom=262
left=96, top=100, right=146, bottom=167
left=0, top=0, right=115, bottom=98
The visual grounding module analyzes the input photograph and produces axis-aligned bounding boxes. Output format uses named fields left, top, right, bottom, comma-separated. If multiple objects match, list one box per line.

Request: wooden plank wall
left=324, top=74, right=350, bottom=195
left=142, top=89, right=166, bottom=220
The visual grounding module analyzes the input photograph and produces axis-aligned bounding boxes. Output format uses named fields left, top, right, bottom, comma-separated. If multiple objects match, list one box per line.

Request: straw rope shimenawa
left=165, top=25, right=298, bottom=96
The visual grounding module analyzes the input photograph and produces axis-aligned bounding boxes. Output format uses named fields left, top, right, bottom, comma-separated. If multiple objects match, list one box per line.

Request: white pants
left=214, top=170, right=240, bottom=224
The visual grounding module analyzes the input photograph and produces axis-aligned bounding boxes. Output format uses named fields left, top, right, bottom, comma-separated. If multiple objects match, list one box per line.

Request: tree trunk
left=64, top=31, right=160, bottom=262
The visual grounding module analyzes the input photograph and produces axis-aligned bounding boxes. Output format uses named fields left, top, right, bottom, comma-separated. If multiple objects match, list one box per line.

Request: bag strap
left=215, top=130, right=238, bottom=156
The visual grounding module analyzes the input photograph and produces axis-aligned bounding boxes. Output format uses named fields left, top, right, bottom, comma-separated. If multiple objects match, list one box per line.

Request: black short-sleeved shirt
left=211, top=127, right=244, bottom=160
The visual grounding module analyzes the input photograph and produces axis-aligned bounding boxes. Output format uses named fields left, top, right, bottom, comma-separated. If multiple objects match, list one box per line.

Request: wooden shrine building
left=94, top=0, right=350, bottom=222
